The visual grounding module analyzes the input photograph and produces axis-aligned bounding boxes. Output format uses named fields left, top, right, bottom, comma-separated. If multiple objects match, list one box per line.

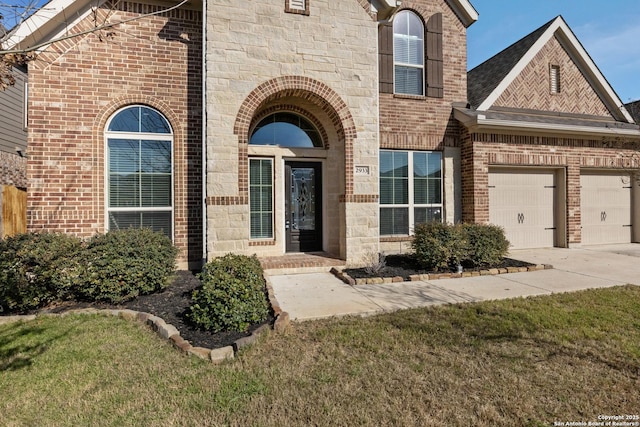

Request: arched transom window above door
left=250, top=112, right=323, bottom=148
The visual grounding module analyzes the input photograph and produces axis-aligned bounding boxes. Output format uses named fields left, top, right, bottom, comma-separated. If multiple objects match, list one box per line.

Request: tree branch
left=0, top=0, right=189, bottom=55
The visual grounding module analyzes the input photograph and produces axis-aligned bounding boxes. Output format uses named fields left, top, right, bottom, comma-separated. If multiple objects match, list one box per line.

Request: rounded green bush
left=188, top=254, right=270, bottom=333
left=463, top=223, right=510, bottom=267
left=412, top=222, right=468, bottom=271
left=77, top=228, right=178, bottom=304
left=0, top=232, right=84, bottom=313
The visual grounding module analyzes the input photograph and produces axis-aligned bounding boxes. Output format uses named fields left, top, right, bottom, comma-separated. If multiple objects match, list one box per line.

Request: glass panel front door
left=285, top=162, right=322, bottom=252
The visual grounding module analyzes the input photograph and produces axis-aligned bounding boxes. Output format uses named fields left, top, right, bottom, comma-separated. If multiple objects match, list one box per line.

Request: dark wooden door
left=285, top=162, right=322, bottom=252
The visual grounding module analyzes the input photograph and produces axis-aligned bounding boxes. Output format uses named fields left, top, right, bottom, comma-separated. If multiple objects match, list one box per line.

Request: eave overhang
left=373, top=0, right=478, bottom=27
left=454, top=107, right=640, bottom=139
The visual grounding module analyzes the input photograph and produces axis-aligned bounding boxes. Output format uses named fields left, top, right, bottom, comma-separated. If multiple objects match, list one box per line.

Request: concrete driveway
left=268, top=244, right=640, bottom=321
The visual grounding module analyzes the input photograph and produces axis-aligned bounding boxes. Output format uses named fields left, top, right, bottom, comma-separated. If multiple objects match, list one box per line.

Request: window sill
left=380, top=236, right=412, bottom=242
left=249, top=240, right=276, bottom=246
left=393, top=93, right=426, bottom=101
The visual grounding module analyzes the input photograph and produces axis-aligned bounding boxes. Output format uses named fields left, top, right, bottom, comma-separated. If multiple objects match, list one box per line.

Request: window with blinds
left=106, top=106, right=173, bottom=240
left=393, top=10, right=424, bottom=96
left=249, top=158, right=274, bottom=239
left=380, top=150, right=442, bottom=236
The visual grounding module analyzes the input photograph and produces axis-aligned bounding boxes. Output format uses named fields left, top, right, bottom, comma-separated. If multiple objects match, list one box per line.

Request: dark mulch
left=32, top=271, right=273, bottom=350
left=345, top=254, right=535, bottom=281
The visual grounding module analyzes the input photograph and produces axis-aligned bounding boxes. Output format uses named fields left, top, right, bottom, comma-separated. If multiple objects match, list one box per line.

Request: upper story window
left=393, top=10, right=424, bottom=96
left=250, top=112, right=323, bottom=148
left=379, top=11, right=443, bottom=97
left=105, top=105, right=173, bottom=240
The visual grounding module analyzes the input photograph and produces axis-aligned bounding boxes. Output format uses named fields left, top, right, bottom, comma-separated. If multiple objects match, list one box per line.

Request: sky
left=467, top=0, right=640, bottom=103
left=2, top=0, right=639, bottom=102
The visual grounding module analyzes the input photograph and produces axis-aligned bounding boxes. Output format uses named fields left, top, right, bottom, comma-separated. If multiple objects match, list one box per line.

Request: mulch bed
left=33, top=271, right=273, bottom=350
left=344, top=254, right=534, bottom=281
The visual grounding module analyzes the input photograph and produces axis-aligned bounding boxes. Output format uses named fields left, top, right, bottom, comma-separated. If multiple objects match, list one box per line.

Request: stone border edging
left=331, top=263, right=553, bottom=285
left=0, top=275, right=292, bottom=365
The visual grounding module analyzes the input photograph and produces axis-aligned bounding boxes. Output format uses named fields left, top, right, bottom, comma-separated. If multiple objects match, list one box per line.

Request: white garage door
left=489, top=168, right=556, bottom=249
left=580, top=171, right=632, bottom=245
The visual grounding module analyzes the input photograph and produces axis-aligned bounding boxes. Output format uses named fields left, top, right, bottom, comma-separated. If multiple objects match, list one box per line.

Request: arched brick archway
left=233, top=76, right=358, bottom=199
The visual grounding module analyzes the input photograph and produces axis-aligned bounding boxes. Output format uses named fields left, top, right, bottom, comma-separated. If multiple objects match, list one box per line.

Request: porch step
left=259, top=252, right=346, bottom=275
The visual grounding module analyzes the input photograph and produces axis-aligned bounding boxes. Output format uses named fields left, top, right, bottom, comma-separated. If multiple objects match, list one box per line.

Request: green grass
left=1, top=286, right=639, bottom=426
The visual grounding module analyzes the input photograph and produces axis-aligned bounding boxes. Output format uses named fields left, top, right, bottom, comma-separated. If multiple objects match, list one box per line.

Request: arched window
left=105, top=105, right=173, bottom=239
left=250, top=112, right=323, bottom=148
left=393, top=10, right=424, bottom=96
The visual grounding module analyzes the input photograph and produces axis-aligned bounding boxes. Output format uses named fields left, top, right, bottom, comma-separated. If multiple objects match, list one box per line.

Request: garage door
left=489, top=168, right=556, bottom=249
left=580, top=171, right=632, bottom=245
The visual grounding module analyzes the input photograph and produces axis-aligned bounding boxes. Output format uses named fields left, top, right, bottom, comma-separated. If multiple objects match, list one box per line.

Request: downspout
left=201, top=0, right=208, bottom=265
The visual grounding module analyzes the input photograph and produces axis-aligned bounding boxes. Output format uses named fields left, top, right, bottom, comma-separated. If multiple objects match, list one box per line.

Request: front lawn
left=1, top=286, right=639, bottom=426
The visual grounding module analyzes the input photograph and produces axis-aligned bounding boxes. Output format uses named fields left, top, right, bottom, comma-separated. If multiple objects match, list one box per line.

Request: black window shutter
left=426, top=13, right=443, bottom=98
left=378, top=21, right=394, bottom=94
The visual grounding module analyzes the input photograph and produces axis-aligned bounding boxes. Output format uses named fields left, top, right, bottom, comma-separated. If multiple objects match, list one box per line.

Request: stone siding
left=205, top=0, right=379, bottom=263
left=0, top=151, right=26, bottom=189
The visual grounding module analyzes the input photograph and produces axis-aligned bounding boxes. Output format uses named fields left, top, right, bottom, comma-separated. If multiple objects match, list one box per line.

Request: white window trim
left=249, top=157, right=275, bottom=240
left=104, top=106, right=175, bottom=241
left=393, top=10, right=425, bottom=96
left=380, top=150, right=443, bottom=236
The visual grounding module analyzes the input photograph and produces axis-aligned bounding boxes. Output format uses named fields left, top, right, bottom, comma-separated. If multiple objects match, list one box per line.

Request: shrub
left=188, top=254, right=270, bottom=333
left=463, top=223, right=510, bottom=267
left=0, top=232, right=84, bottom=313
left=412, top=222, right=467, bottom=271
left=76, top=228, right=178, bottom=304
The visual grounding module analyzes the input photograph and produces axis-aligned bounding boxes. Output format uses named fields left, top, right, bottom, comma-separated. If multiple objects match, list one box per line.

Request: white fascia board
left=476, top=17, right=563, bottom=112
left=454, top=109, right=640, bottom=138
left=446, top=0, right=478, bottom=28
left=476, top=16, right=634, bottom=124
left=553, top=22, right=634, bottom=124
left=7, top=0, right=100, bottom=52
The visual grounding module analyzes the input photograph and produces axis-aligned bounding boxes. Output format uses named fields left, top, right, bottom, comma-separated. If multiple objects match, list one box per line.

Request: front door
left=285, top=162, right=322, bottom=252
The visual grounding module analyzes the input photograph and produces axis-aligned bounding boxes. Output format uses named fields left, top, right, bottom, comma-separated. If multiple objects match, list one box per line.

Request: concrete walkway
left=268, top=245, right=640, bottom=321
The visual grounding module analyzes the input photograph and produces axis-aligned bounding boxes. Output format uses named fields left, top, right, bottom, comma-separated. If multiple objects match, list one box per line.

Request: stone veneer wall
left=206, top=0, right=379, bottom=265
left=0, top=151, right=27, bottom=189
left=461, top=132, right=640, bottom=246
left=27, top=1, right=203, bottom=267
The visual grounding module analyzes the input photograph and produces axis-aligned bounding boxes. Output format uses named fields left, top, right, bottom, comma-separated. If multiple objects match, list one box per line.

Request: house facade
left=7, top=0, right=640, bottom=268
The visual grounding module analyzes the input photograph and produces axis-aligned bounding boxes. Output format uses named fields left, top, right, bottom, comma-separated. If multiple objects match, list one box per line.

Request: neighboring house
left=6, top=0, right=640, bottom=268
left=0, top=43, right=28, bottom=237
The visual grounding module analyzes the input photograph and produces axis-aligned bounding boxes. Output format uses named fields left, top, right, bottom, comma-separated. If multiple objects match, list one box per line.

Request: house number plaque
left=355, top=166, right=370, bottom=176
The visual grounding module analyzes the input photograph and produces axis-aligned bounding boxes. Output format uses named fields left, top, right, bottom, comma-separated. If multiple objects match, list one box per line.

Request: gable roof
left=5, top=0, right=96, bottom=52
left=625, top=100, right=640, bottom=125
left=467, top=15, right=633, bottom=124
left=358, top=0, right=479, bottom=27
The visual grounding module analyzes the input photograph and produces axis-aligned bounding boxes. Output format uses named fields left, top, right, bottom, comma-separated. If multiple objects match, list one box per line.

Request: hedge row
left=412, top=222, right=510, bottom=271
left=0, top=229, right=178, bottom=313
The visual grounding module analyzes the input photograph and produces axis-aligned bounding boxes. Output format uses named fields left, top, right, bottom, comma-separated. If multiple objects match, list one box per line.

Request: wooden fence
left=1, top=185, right=27, bottom=238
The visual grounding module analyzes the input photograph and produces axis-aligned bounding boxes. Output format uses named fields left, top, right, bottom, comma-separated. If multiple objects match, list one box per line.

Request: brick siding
left=461, top=132, right=640, bottom=245
left=495, top=35, right=611, bottom=116
left=379, top=0, right=468, bottom=151
left=27, top=1, right=203, bottom=265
